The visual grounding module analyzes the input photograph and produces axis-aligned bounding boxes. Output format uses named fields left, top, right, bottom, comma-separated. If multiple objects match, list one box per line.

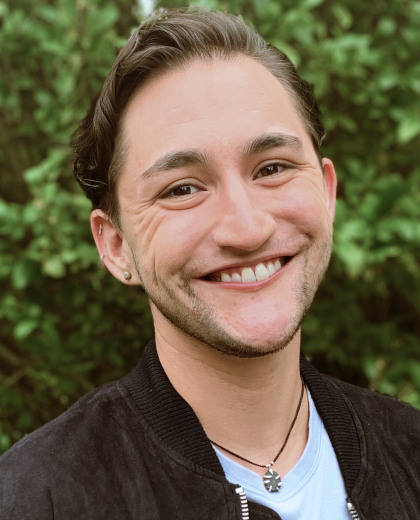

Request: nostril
left=212, top=212, right=276, bottom=252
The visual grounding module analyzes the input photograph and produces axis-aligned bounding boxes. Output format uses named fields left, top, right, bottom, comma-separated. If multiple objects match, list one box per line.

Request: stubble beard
left=133, top=232, right=332, bottom=359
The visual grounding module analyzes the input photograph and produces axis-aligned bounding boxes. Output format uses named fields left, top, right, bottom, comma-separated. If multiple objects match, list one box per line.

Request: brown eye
left=164, top=184, right=199, bottom=198
left=255, top=164, right=285, bottom=179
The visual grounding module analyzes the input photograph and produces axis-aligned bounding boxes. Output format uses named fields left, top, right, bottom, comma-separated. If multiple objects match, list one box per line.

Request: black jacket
left=1, top=339, right=419, bottom=519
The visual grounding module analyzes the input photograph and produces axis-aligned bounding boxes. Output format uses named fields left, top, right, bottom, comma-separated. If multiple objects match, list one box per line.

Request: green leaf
left=397, top=117, right=420, bottom=144
left=11, top=259, right=38, bottom=290
left=42, top=257, right=66, bottom=278
left=331, top=4, right=353, bottom=30
left=85, top=5, right=119, bottom=36
left=301, top=0, right=323, bottom=9
left=333, top=241, right=366, bottom=277
left=14, top=320, right=38, bottom=341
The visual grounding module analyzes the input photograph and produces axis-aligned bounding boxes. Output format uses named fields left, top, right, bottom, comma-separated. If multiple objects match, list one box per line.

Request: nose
left=211, top=181, right=276, bottom=252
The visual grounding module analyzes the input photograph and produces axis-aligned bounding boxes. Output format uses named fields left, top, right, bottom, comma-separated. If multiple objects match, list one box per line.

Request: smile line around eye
left=157, top=161, right=298, bottom=200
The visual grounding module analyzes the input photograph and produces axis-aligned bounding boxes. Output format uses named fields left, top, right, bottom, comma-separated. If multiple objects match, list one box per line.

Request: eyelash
left=254, top=162, right=292, bottom=179
left=159, top=183, right=200, bottom=199
left=158, top=161, right=294, bottom=199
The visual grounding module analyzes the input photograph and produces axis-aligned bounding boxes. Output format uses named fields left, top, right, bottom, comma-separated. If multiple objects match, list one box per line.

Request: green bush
left=0, top=0, right=153, bottom=452
left=1, top=0, right=419, bottom=454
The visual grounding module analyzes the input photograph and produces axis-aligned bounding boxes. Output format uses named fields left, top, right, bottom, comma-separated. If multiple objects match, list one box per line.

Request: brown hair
left=72, top=8, right=325, bottom=224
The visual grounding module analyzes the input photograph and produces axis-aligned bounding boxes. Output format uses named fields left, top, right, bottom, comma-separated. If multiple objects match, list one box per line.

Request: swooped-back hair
left=72, top=8, right=325, bottom=224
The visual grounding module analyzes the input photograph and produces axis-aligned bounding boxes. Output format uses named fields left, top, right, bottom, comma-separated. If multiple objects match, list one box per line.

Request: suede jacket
left=0, top=339, right=419, bottom=520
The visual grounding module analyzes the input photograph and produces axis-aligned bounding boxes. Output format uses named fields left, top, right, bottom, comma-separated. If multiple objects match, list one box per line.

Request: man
left=0, top=8, right=419, bottom=520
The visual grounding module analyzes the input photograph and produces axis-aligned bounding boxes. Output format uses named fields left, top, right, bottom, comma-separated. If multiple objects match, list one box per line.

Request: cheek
left=135, top=209, right=208, bottom=274
left=274, top=180, right=331, bottom=233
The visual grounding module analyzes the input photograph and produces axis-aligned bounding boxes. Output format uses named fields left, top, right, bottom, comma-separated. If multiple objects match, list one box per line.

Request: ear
left=321, top=158, right=337, bottom=222
left=91, top=209, right=141, bottom=285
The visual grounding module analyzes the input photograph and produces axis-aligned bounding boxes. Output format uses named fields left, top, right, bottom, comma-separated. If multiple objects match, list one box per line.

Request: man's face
left=114, top=56, right=336, bottom=357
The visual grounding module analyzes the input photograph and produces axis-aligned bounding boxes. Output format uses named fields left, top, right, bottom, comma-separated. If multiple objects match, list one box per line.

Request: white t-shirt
left=213, top=390, right=349, bottom=519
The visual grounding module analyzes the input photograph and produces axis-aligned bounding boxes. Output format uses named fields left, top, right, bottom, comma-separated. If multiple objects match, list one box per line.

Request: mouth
left=204, top=256, right=292, bottom=284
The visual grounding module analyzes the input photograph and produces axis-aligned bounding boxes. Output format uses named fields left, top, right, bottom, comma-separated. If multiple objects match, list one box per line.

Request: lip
left=200, top=255, right=293, bottom=289
left=202, top=254, right=294, bottom=278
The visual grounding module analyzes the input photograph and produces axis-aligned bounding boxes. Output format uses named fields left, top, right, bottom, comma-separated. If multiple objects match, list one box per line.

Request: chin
left=147, top=280, right=305, bottom=359
left=198, top=321, right=301, bottom=359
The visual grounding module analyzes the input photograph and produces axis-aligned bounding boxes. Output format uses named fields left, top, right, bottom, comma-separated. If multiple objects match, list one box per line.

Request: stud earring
left=98, top=223, right=103, bottom=235
left=100, top=254, right=105, bottom=263
left=123, top=271, right=132, bottom=280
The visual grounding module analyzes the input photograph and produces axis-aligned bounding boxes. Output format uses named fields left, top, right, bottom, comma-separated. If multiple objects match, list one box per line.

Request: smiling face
left=95, top=56, right=336, bottom=358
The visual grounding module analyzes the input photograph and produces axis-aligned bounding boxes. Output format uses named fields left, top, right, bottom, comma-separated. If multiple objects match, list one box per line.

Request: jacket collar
left=123, top=339, right=361, bottom=493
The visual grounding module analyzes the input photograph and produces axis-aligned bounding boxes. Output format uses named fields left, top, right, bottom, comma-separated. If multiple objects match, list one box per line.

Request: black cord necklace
left=211, top=377, right=305, bottom=493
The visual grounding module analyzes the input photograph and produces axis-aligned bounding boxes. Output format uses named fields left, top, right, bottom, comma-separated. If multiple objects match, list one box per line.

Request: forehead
left=121, top=56, right=314, bottom=171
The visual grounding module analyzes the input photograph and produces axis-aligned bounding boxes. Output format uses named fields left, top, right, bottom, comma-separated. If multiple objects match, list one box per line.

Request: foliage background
left=1, top=0, right=419, bottom=454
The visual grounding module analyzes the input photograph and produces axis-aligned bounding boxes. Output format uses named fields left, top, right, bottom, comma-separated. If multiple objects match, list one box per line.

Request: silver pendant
left=263, top=468, right=282, bottom=492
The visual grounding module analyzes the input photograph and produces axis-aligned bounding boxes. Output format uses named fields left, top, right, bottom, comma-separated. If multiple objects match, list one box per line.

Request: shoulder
left=327, top=375, right=420, bottom=445
left=0, top=379, right=142, bottom=518
left=3, top=378, right=130, bottom=453
left=328, top=375, right=420, bottom=510
left=302, top=355, right=420, bottom=433
left=331, top=376, right=420, bottom=422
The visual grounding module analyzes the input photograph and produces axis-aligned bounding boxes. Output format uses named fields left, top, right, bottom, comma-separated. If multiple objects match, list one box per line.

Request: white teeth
left=241, top=267, right=257, bottom=283
left=255, top=263, right=269, bottom=281
left=218, top=257, right=285, bottom=283
left=267, top=261, right=276, bottom=276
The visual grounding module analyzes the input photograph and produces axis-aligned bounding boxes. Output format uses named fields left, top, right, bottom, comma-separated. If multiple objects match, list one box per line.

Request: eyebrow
left=140, top=150, right=208, bottom=180
left=244, top=132, right=303, bottom=155
left=139, top=132, right=303, bottom=180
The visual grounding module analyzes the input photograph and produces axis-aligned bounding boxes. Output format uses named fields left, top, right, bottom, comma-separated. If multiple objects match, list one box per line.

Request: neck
left=154, top=320, right=309, bottom=477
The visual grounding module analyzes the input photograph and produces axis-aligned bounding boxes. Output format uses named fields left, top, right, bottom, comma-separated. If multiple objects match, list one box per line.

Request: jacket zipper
left=346, top=498, right=362, bottom=519
left=235, top=487, right=250, bottom=520
left=234, top=488, right=360, bottom=519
